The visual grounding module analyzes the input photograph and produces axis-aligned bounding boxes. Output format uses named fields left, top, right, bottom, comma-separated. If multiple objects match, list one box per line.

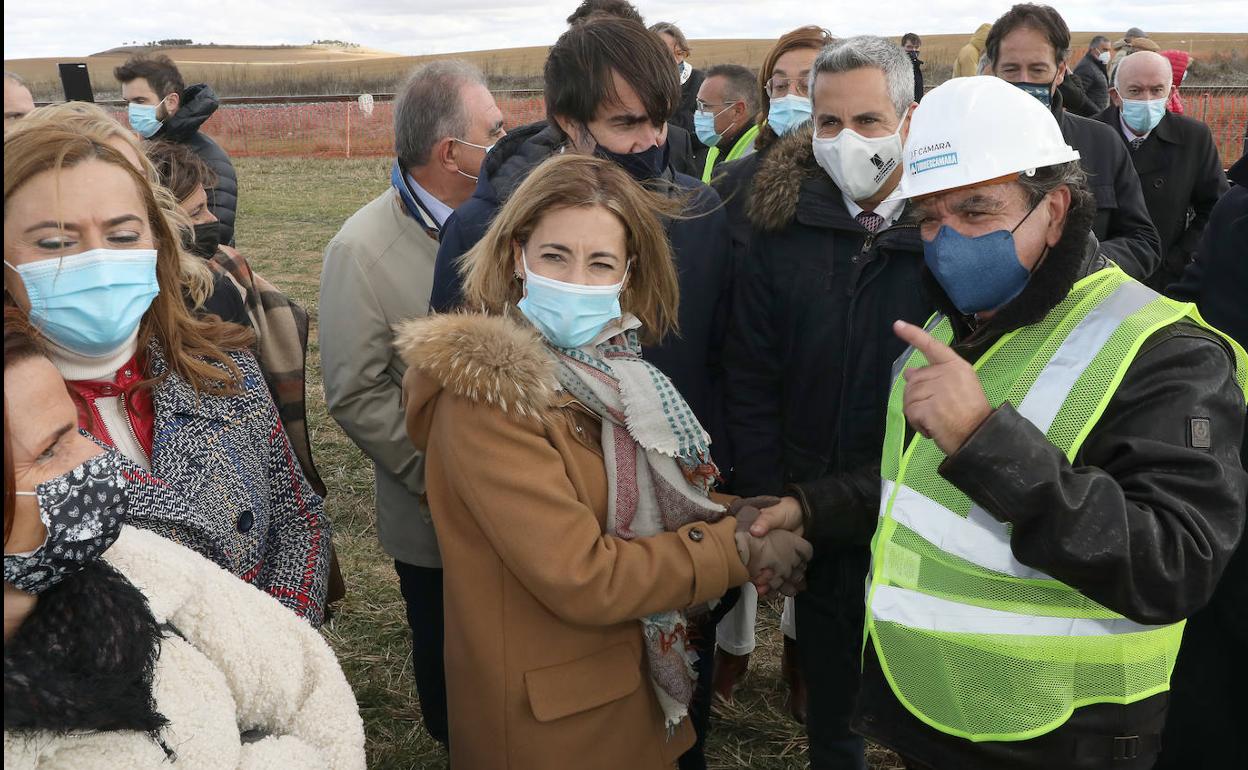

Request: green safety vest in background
left=700, top=123, right=760, bottom=183
left=865, top=265, right=1248, bottom=742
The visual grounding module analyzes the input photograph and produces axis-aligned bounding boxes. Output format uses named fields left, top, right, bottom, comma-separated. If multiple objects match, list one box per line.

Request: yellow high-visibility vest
left=866, top=265, right=1248, bottom=742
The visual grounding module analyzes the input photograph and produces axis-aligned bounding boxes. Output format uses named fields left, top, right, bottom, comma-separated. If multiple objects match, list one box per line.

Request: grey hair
left=705, top=63, right=760, bottom=116
left=1017, top=160, right=1090, bottom=210
left=394, top=60, right=487, bottom=169
left=809, top=35, right=914, bottom=118
left=1088, top=35, right=1110, bottom=50
left=4, top=70, right=27, bottom=87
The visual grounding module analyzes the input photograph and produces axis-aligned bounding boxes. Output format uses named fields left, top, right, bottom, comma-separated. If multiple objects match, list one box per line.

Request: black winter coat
left=852, top=224, right=1247, bottom=769
left=430, top=121, right=735, bottom=468
left=723, top=125, right=932, bottom=508
left=1073, top=52, right=1110, bottom=113
left=1157, top=155, right=1248, bottom=770
left=1096, top=106, right=1229, bottom=291
left=158, top=84, right=239, bottom=247
left=664, top=122, right=699, bottom=179
left=1057, top=73, right=1097, bottom=118
left=1056, top=99, right=1162, bottom=282
left=909, top=53, right=924, bottom=103
left=673, top=66, right=706, bottom=149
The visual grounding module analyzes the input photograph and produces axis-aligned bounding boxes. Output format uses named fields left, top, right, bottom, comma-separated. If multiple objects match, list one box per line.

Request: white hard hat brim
left=885, top=149, right=1082, bottom=202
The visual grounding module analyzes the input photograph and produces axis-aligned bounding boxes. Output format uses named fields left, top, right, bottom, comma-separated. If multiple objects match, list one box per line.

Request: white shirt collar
left=842, top=192, right=906, bottom=228
left=1120, top=112, right=1150, bottom=143
left=405, top=173, right=455, bottom=228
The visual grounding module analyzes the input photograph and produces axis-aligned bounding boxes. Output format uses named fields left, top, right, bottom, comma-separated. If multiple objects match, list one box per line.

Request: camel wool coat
left=398, top=312, right=749, bottom=770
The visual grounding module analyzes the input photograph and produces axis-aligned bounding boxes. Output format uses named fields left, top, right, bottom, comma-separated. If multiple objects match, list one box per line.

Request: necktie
left=1130, top=136, right=1146, bottom=152
left=857, top=210, right=886, bottom=233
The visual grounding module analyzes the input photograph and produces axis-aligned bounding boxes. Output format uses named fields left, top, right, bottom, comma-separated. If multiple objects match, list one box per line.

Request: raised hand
left=893, top=320, right=993, bottom=455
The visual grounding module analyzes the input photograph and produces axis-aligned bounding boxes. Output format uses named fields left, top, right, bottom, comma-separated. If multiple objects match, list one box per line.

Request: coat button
left=236, top=510, right=254, bottom=533
left=688, top=527, right=704, bottom=542
left=1153, top=178, right=1164, bottom=189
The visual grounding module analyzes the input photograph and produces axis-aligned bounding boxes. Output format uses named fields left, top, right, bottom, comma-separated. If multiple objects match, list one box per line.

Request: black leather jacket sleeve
left=788, top=466, right=881, bottom=552
left=940, top=323, right=1247, bottom=625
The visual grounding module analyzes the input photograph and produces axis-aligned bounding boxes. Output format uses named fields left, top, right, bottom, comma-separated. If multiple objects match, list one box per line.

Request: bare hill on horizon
left=7, top=33, right=1246, bottom=100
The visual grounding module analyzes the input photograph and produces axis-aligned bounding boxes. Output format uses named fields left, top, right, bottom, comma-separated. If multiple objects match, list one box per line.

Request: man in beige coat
left=318, top=59, right=505, bottom=750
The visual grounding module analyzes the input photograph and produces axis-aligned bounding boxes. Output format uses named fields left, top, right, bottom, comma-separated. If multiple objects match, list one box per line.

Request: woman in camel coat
left=398, top=155, right=811, bottom=769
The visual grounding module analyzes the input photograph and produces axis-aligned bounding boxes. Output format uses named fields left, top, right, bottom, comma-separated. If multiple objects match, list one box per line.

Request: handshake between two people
left=728, top=496, right=811, bottom=599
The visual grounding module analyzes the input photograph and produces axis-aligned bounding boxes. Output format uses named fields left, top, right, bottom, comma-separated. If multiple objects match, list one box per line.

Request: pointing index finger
left=894, top=320, right=958, bottom=364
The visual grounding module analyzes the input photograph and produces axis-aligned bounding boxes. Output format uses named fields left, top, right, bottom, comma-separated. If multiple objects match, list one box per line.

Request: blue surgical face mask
left=1012, top=79, right=1056, bottom=109
left=1121, top=96, right=1167, bottom=134
left=127, top=101, right=164, bottom=139
left=4, top=248, right=160, bottom=357
left=767, top=94, right=812, bottom=136
left=694, top=104, right=736, bottom=148
left=517, top=249, right=626, bottom=349
left=923, top=200, right=1044, bottom=315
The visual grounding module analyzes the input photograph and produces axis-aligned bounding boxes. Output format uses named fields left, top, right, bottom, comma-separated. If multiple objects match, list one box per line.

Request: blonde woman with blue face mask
left=2, top=127, right=333, bottom=626
left=397, top=153, right=812, bottom=770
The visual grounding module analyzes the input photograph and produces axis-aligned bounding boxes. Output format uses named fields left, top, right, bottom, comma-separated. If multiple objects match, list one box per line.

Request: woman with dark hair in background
left=144, top=139, right=328, bottom=503
left=2, top=307, right=365, bottom=768
left=3, top=126, right=332, bottom=625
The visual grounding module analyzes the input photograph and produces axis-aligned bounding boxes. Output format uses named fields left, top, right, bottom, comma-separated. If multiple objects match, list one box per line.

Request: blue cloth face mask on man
left=1121, top=96, right=1167, bottom=135
left=1012, top=78, right=1057, bottom=109
left=517, top=249, right=627, bottom=349
left=4, top=248, right=161, bottom=357
left=127, top=100, right=165, bottom=139
left=767, top=95, right=812, bottom=136
left=923, top=198, right=1045, bottom=315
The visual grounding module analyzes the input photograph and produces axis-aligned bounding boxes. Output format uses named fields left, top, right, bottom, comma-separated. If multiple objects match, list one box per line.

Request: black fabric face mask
left=590, top=131, right=670, bottom=182
left=189, top=222, right=220, bottom=258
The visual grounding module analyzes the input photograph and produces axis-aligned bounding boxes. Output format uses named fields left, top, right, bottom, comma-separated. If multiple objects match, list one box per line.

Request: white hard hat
left=887, top=76, right=1080, bottom=201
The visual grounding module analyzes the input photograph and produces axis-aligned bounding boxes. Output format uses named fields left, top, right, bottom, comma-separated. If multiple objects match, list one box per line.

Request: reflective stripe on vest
left=865, top=265, right=1248, bottom=742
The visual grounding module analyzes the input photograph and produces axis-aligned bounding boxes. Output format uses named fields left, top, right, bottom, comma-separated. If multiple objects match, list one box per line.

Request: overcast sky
left=4, top=0, right=1241, bottom=59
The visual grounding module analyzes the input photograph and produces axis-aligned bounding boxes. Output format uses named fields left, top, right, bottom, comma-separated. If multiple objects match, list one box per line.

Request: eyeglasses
left=695, top=99, right=739, bottom=112
left=765, top=76, right=809, bottom=99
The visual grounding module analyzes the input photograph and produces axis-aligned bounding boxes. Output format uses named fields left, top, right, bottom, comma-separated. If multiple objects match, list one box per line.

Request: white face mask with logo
left=812, top=106, right=911, bottom=202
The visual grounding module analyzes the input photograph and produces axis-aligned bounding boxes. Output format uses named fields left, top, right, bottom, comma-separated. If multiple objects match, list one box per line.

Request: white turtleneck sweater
left=48, top=331, right=151, bottom=470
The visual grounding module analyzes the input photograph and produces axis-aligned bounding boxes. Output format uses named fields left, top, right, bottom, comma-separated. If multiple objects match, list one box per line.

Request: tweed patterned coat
left=116, top=340, right=332, bottom=625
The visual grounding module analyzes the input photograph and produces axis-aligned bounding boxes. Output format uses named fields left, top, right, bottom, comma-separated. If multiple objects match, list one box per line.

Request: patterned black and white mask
left=4, top=447, right=127, bottom=595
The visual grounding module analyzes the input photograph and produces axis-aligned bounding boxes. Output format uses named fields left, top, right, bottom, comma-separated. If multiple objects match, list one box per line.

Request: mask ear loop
left=1010, top=179, right=1055, bottom=276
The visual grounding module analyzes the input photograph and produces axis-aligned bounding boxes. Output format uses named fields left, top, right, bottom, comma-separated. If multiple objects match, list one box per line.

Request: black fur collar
left=4, top=559, right=170, bottom=753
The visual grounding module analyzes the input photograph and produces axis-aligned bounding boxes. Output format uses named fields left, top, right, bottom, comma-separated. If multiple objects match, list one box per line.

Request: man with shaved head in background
left=1096, top=50, right=1228, bottom=291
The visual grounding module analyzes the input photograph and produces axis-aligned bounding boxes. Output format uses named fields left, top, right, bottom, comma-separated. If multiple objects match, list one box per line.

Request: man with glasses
left=319, top=60, right=505, bottom=755
left=694, top=64, right=761, bottom=182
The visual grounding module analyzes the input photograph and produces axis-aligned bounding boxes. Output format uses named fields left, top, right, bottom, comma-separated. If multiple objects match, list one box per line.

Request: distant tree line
left=312, top=40, right=361, bottom=47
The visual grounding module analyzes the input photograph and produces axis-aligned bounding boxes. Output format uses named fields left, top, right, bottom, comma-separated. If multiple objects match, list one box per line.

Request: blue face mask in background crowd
left=127, top=102, right=164, bottom=138
left=517, top=249, right=626, bottom=349
left=1012, top=79, right=1055, bottom=109
left=4, top=248, right=161, bottom=357
left=767, top=95, right=812, bottom=136
left=922, top=199, right=1045, bottom=315
left=1121, top=96, right=1168, bottom=134
left=694, top=105, right=735, bottom=147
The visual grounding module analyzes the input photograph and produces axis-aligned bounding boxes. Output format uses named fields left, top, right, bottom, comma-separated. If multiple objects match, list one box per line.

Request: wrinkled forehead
left=913, top=179, right=1026, bottom=215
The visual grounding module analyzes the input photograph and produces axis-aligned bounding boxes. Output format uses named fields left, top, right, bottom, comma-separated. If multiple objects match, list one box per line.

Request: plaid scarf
left=549, top=318, right=725, bottom=732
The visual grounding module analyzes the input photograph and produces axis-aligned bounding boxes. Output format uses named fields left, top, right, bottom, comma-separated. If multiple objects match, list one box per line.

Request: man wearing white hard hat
left=727, top=35, right=932, bottom=770
left=846, top=75, right=1247, bottom=769
left=983, top=3, right=1161, bottom=284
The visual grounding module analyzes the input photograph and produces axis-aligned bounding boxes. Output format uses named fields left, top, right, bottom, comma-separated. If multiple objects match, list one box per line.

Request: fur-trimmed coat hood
left=748, top=122, right=824, bottom=232
left=395, top=312, right=559, bottom=448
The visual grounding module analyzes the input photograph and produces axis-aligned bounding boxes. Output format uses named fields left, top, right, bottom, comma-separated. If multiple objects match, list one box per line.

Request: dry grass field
left=7, top=32, right=1247, bottom=100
